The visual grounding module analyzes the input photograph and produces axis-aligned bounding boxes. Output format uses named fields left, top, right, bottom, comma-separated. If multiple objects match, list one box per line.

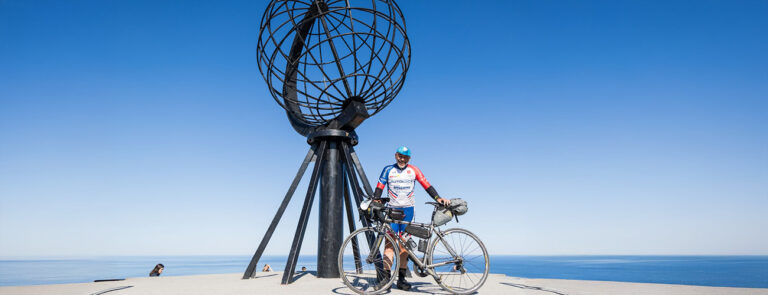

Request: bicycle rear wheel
left=428, top=228, right=489, bottom=294
left=338, top=227, right=399, bottom=295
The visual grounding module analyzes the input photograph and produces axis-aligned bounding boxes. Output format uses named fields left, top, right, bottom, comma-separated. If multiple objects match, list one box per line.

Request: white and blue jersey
left=376, top=164, right=433, bottom=208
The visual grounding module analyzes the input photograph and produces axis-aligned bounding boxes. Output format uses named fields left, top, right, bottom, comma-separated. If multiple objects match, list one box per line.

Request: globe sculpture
left=259, top=0, right=409, bottom=135
left=243, top=0, right=410, bottom=284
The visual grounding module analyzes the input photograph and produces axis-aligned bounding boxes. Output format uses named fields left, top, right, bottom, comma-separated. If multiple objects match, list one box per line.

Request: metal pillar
left=318, top=140, right=343, bottom=278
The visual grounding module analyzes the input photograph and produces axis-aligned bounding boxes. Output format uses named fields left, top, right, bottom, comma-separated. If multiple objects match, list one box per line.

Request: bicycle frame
left=364, top=209, right=465, bottom=282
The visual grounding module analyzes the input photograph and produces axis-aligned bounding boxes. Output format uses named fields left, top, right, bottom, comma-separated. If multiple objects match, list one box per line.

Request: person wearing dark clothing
left=149, top=264, right=164, bottom=277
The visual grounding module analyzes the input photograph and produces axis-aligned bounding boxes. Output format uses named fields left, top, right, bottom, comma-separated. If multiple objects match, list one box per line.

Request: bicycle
left=338, top=198, right=489, bottom=294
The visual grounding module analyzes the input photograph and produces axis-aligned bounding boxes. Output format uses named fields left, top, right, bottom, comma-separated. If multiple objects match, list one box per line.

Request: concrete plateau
left=1, top=272, right=767, bottom=295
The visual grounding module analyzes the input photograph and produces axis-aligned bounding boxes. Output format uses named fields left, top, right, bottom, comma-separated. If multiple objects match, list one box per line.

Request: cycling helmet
left=396, top=146, right=411, bottom=157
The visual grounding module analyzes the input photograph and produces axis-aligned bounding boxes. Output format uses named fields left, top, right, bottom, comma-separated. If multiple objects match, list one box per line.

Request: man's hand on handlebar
left=437, top=197, right=450, bottom=206
left=372, top=197, right=389, bottom=204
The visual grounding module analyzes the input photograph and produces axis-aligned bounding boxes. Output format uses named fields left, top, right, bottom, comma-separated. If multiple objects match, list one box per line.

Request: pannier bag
left=431, top=198, right=469, bottom=226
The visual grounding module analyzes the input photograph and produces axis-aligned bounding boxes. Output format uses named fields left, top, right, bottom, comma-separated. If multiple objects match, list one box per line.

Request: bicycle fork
left=364, top=232, right=385, bottom=264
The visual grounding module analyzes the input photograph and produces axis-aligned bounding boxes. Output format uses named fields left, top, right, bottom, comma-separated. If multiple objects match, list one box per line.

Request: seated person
left=149, top=264, right=164, bottom=277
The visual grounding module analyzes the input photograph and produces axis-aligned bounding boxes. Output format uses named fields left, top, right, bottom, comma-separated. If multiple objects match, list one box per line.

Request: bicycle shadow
left=331, top=276, right=388, bottom=295
left=500, top=282, right=568, bottom=295
left=332, top=282, right=460, bottom=295
left=408, top=282, right=457, bottom=294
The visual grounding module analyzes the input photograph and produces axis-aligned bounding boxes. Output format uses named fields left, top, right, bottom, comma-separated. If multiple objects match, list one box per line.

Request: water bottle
left=406, top=238, right=417, bottom=250
left=418, top=239, right=427, bottom=252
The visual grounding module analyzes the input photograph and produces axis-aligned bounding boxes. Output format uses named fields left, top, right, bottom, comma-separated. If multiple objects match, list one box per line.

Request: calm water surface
left=1, top=255, right=766, bottom=288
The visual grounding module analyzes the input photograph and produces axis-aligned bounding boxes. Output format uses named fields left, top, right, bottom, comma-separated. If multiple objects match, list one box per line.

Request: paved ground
left=1, top=272, right=767, bottom=295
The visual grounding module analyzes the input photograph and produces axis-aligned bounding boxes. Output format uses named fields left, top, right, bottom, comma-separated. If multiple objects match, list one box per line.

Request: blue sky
left=1, top=0, right=766, bottom=257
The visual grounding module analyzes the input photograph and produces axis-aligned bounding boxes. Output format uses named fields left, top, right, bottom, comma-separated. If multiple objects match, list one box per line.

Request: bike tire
left=427, top=228, right=490, bottom=294
left=338, top=227, right=399, bottom=295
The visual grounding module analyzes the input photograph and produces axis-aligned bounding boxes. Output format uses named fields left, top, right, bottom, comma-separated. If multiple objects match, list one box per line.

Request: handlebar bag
left=364, top=201, right=386, bottom=221
left=389, top=209, right=406, bottom=220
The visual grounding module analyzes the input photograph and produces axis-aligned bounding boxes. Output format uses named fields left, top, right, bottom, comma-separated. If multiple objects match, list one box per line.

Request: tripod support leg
left=340, top=142, right=372, bottom=209
left=342, top=166, right=363, bottom=273
left=340, top=142, right=373, bottom=232
left=340, top=142, right=385, bottom=272
left=282, top=141, right=328, bottom=284
left=242, top=138, right=374, bottom=283
left=242, top=143, right=319, bottom=279
left=343, top=143, right=375, bottom=197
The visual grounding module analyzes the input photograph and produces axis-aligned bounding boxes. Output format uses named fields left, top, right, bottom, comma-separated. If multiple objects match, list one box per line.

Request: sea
left=1, top=255, right=766, bottom=288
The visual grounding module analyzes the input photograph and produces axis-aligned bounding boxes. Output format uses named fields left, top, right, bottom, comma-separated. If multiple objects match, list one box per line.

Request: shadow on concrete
left=408, top=282, right=454, bottom=294
left=251, top=273, right=278, bottom=279
left=500, top=282, right=568, bottom=295
left=331, top=278, right=395, bottom=295
left=332, top=281, right=458, bottom=295
left=289, top=271, right=317, bottom=283
left=332, top=286, right=360, bottom=295
left=90, top=285, right=133, bottom=295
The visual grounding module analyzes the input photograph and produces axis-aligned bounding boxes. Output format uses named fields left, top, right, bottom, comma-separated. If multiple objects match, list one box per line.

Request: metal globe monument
left=258, top=0, right=410, bottom=135
left=243, top=0, right=410, bottom=283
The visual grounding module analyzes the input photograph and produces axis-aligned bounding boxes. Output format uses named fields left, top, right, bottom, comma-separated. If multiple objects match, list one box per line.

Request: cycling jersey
left=376, top=164, right=433, bottom=208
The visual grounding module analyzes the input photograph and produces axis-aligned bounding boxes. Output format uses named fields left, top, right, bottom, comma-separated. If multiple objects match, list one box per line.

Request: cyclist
left=373, top=146, right=450, bottom=291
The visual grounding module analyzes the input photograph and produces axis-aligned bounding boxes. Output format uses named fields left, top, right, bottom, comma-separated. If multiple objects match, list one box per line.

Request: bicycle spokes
left=429, top=228, right=490, bottom=294
left=339, top=228, right=399, bottom=294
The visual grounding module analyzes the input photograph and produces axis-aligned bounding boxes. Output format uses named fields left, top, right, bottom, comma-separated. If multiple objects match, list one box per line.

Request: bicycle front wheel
left=338, top=227, right=399, bottom=295
left=428, top=228, right=490, bottom=294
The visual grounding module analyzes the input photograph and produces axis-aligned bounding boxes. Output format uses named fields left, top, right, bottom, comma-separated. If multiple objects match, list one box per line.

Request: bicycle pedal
left=413, top=265, right=426, bottom=278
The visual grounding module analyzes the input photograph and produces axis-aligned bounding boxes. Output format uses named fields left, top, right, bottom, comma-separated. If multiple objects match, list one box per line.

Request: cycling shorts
left=389, top=206, right=414, bottom=233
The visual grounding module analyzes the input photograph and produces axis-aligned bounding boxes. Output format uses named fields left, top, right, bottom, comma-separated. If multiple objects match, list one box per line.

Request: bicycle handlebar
left=365, top=200, right=455, bottom=225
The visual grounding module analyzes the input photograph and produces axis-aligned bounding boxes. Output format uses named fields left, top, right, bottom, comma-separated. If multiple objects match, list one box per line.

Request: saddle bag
left=432, top=208, right=453, bottom=226
left=449, top=198, right=468, bottom=215
left=432, top=198, right=469, bottom=226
